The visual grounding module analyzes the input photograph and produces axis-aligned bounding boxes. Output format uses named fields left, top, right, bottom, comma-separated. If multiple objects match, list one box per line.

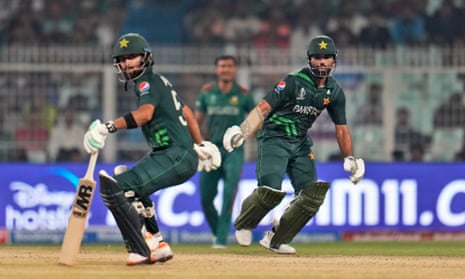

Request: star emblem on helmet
left=318, top=40, right=328, bottom=49
left=119, top=38, right=129, bottom=48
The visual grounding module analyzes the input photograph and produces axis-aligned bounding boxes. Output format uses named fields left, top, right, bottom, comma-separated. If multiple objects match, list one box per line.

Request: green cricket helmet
left=112, top=33, right=153, bottom=82
left=306, top=35, right=338, bottom=78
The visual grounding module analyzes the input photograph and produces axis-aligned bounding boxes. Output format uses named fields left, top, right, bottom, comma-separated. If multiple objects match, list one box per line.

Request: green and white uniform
left=258, top=67, right=347, bottom=193
left=196, top=82, right=255, bottom=246
left=115, top=69, right=198, bottom=207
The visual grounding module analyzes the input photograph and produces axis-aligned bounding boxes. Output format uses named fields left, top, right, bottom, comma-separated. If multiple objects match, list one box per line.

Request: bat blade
left=59, top=153, right=98, bottom=266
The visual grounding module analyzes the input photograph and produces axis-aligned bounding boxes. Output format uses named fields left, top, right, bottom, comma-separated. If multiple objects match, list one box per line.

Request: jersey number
left=170, top=90, right=187, bottom=126
left=160, top=74, right=187, bottom=126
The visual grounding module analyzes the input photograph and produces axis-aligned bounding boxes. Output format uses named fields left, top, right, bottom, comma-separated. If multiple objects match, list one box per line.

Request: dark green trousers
left=256, top=136, right=317, bottom=193
left=115, top=145, right=198, bottom=207
left=199, top=147, right=244, bottom=245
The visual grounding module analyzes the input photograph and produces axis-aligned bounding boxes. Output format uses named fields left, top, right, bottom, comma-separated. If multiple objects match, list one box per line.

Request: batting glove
left=343, top=156, right=365, bottom=184
left=222, top=125, right=244, bottom=152
left=194, top=141, right=221, bottom=172
left=83, top=119, right=109, bottom=154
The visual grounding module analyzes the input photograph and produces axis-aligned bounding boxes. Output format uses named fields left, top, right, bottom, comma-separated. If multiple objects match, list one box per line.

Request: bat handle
left=84, top=152, right=99, bottom=179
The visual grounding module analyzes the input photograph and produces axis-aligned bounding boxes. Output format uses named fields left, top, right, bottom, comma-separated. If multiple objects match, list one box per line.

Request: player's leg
left=114, top=165, right=162, bottom=242
left=114, top=148, right=197, bottom=262
left=123, top=190, right=171, bottom=261
left=234, top=137, right=289, bottom=246
left=118, top=147, right=198, bottom=196
left=214, top=150, right=243, bottom=247
left=114, top=165, right=162, bottom=248
left=99, top=170, right=154, bottom=265
left=260, top=181, right=330, bottom=254
left=260, top=146, right=330, bottom=254
left=199, top=168, right=222, bottom=241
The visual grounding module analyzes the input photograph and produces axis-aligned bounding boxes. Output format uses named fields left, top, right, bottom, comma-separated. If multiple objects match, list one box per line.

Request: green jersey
left=196, top=82, right=255, bottom=145
left=261, top=67, right=347, bottom=141
left=134, top=70, right=193, bottom=150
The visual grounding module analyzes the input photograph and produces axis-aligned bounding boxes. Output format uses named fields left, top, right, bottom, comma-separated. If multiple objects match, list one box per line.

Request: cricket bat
left=59, top=151, right=99, bottom=266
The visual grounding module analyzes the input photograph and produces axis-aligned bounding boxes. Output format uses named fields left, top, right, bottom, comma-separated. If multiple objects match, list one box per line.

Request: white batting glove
left=83, top=119, right=109, bottom=154
left=194, top=141, right=221, bottom=172
left=223, top=125, right=244, bottom=152
left=343, top=156, right=365, bottom=184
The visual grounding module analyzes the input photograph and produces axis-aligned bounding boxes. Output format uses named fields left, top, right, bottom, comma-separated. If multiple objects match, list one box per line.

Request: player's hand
left=223, top=125, right=244, bottom=152
left=343, top=156, right=365, bottom=184
left=83, top=119, right=109, bottom=154
left=194, top=141, right=221, bottom=172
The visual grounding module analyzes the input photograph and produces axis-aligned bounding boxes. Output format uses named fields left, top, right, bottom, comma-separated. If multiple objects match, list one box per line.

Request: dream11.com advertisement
left=0, top=162, right=464, bottom=244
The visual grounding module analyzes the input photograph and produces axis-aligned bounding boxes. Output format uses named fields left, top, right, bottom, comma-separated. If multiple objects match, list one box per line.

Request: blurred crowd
left=1, top=0, right=465, bottom=48
left=1, top=0, right=465, bottom=163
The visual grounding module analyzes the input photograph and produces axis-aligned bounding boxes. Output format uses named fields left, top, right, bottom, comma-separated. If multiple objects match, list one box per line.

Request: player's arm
left=112, top=104, right=155, bottom=131
left=329, top=92, right=365, bottom=185
left=223, top=100, right=271, bottom=152
left=83, top=104, right=155, bottom=154
left=183, top=105, right=202, bottom=144
left=335, top=124, right=353, bottom=157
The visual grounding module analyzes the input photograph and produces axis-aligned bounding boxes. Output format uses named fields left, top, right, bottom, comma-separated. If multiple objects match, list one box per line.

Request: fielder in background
left=195, top=55, right=255, bottom=248
left=223, top=35, right=365, bottom=254
left=82, top=33, right=221, bottom=265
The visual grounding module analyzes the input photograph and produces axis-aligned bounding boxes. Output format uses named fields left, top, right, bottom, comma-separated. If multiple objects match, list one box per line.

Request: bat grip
left=84, top=152, right=99, bottom=179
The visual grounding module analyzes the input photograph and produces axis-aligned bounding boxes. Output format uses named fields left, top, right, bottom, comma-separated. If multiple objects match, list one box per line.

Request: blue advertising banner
left=1, top=162, right=464, bottom=242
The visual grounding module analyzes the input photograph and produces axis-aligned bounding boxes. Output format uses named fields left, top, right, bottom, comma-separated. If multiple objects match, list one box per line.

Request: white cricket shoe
left=126, top=253, right=155, bottom=266
left=145, top=232, right=174, bottom=263
left=259, top=231, right=296, bottom=254
left=152, top=242, right=174, bottom=263
left=235, top=229, right=252, bottom=246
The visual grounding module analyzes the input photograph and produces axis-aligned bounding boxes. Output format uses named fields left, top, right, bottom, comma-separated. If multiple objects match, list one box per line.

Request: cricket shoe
left=235, top=229, right=252, bottom=246
left=126, top=253, right=156, bottom=266
left=152, top=242, right=174, bottom=263
left=145, top=232, right=174, bottom=263
left=259, top=231, right=296, bottom=254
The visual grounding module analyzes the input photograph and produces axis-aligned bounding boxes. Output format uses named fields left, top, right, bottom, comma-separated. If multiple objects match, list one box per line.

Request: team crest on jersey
left=276, top=81, right=286, bottom=91
left=138, top=81, right=150, bottom=94
left=229, top=96, right=239, bottom=105
left=323, top=97, right=330, bottom=105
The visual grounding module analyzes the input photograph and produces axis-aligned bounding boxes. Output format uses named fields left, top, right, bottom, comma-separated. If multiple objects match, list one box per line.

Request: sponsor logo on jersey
left=138, top=81, right=150, bottom=93
left=292, top=105, right=320, bottom=116
left=276, top=81, right=286, bottom=91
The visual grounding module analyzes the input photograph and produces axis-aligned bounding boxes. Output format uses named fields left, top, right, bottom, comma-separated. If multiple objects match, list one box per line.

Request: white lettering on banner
left=329, top=179, right=380, bottom=226
left=318, top=179, right=419, bottom=227
left=381, top=179, right=417, bottom=226
left=6, top=206, right=69, bottom=230
left=155, top=181, right=204, bottom=227
left=4, top=177, right=465, bottom=230
left=437, top=180, right=465, bottom=226
left=6, top=181, right=79, bottom=230
left=10, top=182, right=74, bottom=208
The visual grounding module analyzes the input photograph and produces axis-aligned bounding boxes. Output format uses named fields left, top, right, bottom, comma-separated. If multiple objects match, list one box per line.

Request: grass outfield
left=1, top=242, right=464, bottom=279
